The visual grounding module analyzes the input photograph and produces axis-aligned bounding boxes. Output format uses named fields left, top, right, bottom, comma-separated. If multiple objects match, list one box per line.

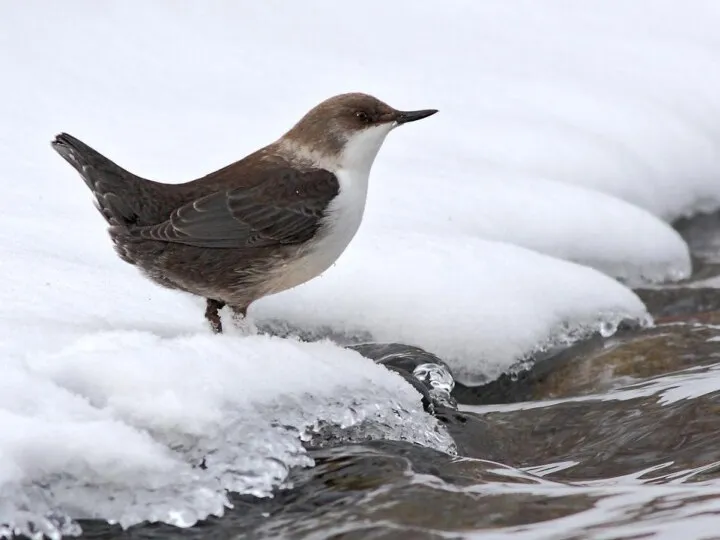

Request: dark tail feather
left=51, top=133, right=143, bottom=229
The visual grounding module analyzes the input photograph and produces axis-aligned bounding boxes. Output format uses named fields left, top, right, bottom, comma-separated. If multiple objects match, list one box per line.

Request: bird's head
left=281, top=92, right=437, bottom=172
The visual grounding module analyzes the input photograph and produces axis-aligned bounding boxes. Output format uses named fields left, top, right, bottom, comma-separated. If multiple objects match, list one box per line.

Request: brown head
left=279, top=92, right=437, bottom=171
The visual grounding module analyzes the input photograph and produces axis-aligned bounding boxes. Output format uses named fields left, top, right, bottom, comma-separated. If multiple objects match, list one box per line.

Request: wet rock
left=348, top=342, right=458, bottom=412
left=451, top=335, right=607, bottom=405
left=675, top=210, right=720, bottom=268
left=514, top=319, right=720, bottom=402
left=636, top=287, right=720, bottom=319
left=454, top=316, right=720, bottom=405
left=348, top=343, right=452, bottom=374
left=432, top=407, right=507, bottom=460
left=633, top=210, right=720, bottom=318
left=382, top=364, right=436, bottom=413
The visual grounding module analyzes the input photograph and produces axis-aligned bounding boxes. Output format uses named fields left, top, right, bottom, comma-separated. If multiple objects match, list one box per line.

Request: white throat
left=336, top=122, right=395, bottom=176
left=328, top=123, right=394, bottom=239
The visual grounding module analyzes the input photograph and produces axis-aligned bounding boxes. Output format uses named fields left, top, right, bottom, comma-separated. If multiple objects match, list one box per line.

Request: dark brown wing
left=134, top=168, right=340, bottom=248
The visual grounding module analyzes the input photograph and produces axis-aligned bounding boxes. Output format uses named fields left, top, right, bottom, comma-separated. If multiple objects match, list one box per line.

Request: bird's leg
left=205, top=299, right=226, bottom=334
left=230, top=305, right=248, bottom=326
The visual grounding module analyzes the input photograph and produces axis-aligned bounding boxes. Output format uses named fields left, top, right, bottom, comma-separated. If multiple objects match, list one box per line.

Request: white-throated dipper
left=51, top=93, right=437, bottom=333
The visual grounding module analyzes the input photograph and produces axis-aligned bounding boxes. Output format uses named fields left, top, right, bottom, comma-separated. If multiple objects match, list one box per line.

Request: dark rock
left=348, top=342, right=458, bottom=412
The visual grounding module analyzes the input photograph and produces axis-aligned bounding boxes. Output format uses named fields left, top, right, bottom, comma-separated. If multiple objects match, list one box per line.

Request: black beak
left=395, top=109, right=438, bottom=125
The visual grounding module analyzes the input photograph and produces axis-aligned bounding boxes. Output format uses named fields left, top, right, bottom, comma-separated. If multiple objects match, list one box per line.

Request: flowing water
left=46, top=213, right=720, bottom=539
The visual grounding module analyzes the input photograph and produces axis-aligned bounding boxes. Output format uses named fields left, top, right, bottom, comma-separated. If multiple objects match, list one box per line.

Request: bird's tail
left=51, top=133, right=155, bottom=230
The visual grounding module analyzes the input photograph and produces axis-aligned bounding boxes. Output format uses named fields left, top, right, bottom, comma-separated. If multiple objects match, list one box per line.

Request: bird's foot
left=230, top=305, right=257, bottom=336
left=205, top=299, right=226, bottom=334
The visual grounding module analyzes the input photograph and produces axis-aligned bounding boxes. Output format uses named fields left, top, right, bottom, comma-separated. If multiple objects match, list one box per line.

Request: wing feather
left=134, top=168, right=339, bottom=248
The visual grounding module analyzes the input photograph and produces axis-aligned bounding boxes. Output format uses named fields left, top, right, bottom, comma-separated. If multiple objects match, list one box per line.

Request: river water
left=73, top=212, right=720, bottom=540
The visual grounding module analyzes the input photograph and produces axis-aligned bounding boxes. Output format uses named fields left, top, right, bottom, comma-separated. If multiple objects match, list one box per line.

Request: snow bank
left=0, top=330, right=451, bottom=539
left=255, top=232, right=649, bottom=384
left=368, top=173, right=691, bottom=285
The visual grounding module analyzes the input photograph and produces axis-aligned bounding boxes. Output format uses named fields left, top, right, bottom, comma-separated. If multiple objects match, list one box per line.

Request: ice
left=0, top=331, right=453, bottom=539
left=2, top=0, right=720, bottom=536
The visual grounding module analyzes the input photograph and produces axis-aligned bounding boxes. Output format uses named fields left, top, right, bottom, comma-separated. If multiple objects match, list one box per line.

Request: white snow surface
left=2, top=0, right=720, bottom=536
left=255, top=233, right=647, bottom=383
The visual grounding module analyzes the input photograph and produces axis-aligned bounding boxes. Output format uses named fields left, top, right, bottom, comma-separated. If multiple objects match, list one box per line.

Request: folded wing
left=135, top=168, right=340, bottom=248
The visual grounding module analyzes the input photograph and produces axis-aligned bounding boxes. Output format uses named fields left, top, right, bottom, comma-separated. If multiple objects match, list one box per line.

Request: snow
left=368, top=174, right=692, bottom=285
left=1, top=329, right=453, bottom=539
left=255, top=233, right=648, bottom=384
left=2, top=0, right=720, bottom=536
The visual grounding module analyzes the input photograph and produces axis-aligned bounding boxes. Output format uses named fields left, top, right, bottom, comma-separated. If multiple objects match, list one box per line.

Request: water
left=13, top=212, right=720, bottom=539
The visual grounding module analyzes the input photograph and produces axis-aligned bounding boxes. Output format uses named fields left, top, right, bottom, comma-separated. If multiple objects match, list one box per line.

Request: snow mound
left=255, top=233, right=650, bottom=384
left=368, top=172, right=692, bottom=285
left=0, top=332, right=452, bottom=539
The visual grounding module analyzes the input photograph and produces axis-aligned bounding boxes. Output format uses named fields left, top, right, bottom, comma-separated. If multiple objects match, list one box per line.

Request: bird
left=51, top=92, right=438, bottom=333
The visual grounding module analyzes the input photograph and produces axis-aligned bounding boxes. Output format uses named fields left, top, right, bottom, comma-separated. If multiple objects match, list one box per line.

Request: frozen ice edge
left=0, top=334, right=455, bottom=540
left=502, top=310, right=655, bottom=381
left=1, top=403, right=453, bottom=540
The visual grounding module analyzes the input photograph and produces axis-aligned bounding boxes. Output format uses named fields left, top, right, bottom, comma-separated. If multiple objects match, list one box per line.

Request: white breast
left=267, top=122, right=394, bottom=293
left=304, top=167, right=370, bottom=269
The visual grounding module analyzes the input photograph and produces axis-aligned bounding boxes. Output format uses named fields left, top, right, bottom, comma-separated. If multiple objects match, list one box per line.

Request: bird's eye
left=355, top=111, right=370, bottom=123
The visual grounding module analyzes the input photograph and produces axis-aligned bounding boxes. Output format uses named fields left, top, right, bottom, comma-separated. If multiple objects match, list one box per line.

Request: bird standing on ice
left=51, top=93, right=437, bottom=333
